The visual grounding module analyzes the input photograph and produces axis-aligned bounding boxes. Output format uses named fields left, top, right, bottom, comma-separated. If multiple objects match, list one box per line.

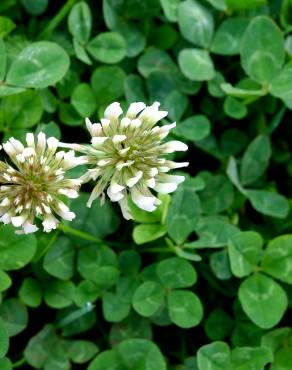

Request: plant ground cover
left=0, top=0, right=292, bottom=369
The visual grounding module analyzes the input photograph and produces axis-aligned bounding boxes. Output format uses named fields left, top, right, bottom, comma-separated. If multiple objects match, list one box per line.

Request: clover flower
left=65, top=101, right=188, bottom=219
left=0, top=132, right=86, bottom=234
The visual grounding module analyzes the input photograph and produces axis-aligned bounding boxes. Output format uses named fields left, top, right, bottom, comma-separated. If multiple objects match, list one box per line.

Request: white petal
left=11, top=214, right=27, bottom=227
left=87, top=184, right=102, bottom=207
left=104, top=102, right=123, bottom=120
left=42, top=214, right=59, bottom=233
left=154, top=182, right=178, bottom=194
left=0, top=213, right=12, bottom=224
left=131, top=188, right=157, bottom=212
left=26, top=133, right=35, bottom=147
left=126, top=171, right=143, bottom=187
left=23, top=221, right=38, bottom=234
left=112, top=135, right=127, bottom=144
left=0, top=198, right=10, bottom=207
left=139, top=102, right=168, bottom=124
left=107, top=187, right=124, bottom=202
left=119, top=147, right=130, bottom=156
left=59, top=210, right=76, bottom=221
left=120, top=117, right=131, bottom=128
left=149, top=168, right=158, bottom=177
left=58, top=188, right=79, bottom=198
left=86, top=118, right=102, bottom=137
left=130, top=119, right=142, bottom=129
left=166, top=161, right=189, bottom=169
left=126, top=102, right=146, bottom=118
left=22, top=147, right=35, bottom=157
left=92, top=137, right=108, bottom=147
left=145, top=178, right=155, bottom=188
left=101, top=118, right=110, bottom=131
left=9, top=138, right=24, bottom=153
left=47, top=137, right=59, bottom=152
left=116, top=160, right=135, bottom=170
left=62, top=151, right=87, bottom=169
left=3, top=142, right=16, bottom=156
left=109, top=182, right=125, bottom=194
left=161, top=140, right=188, bottom=153
left=37, top=132, right=46, bottom=150
left=85, top=117, right=93, bottom=133
left=158, top=166, right=170, bottom=173
left=119, top=196, right=133, bottom=220
left=98, top=159, right=111, bottom=167
left=160, top=122, right=176, bottom=132
left=160, top=174, right=185, bottom=184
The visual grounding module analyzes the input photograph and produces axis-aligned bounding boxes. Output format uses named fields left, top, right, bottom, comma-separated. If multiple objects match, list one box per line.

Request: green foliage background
left=0, top=0, right=292, bottom=369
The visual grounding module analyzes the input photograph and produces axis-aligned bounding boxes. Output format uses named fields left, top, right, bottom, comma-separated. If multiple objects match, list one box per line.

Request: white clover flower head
left=73, top=101, right=188, bottom=219
left=0, top=132, right=86, bottom=234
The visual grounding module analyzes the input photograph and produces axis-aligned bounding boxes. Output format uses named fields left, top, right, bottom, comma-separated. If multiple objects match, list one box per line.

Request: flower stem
left=140, top=247, right=173, bottom=253
left=58, top=223, right=103, bottom=244
left=38, top=0, right=77, bottom=40
left=12, top=357, right=27, bottom=368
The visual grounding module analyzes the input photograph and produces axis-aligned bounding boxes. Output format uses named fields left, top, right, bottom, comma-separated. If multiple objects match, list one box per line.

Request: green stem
left=12, top=357, right=27, bottom=368
left=140, top=247, right=173, bottom=253
left=38, top=0, right=77, bottom=40
left=34, top=229, right=60, bottom=262
left=58, top=223, right=103, bottom=244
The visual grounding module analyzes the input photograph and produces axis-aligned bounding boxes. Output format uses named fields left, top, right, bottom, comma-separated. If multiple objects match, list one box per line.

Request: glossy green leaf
left=77, top=244, right=119, bottom=286
left=68, top=2, right=92, bottom=44
left=166, top=181, right=201, bottom=244
left=138, top=48, right=177, bottom=78
left=88, top=339, right=166, bottom=370
left=261, top=234, right=292, bottom=284
left=231, top=346, right=273, bottom=370
left=87, top=32, right=126, bottom=64
left=44, top=280, right=75, bottom=309
left=71, top=83, right=97, bottom=117
left=0, top=16, right=15, bottom=37
left=160, top=0, right=180, bottom=22
left=240, top=135, right=271, bottom=186
left=132, top=281, right=165, bottom=317
left=224, top=96, right=247, bottom=120
left=0, top=270, right=11, bottom=293
left=197, top=342, right=231, bottom=370
left=0, top=225, right=37, bottom=270
left=0, top=298, right=28, bottom=336
left=19, top=278, right=42, bottom=308
left=0, top=39, right=6, bottom=81
left=70, top=193, right=120, bottom=242
left=239, top=273, right=288, bottom=329
left=0, top=317, right=9, bottom=358
left=43, top=236, right=75, bottom=280
left=20, top=0, right=48, bottom=15
left=7, top=41, right=70, bottom=88
left=271, top=61, right=292, bottom=102
left=179, top=49, right=215, bottom=81
left=65, top=340, right=98, bottom=364
left=211, top=18, right=248, bottom=56
left=178, top=0, right=214, bottom=47
left=228, top=231, right=263, bottom=277
left=156, top=257, right=197, bottom=289
left=168, top=290, right=203, bottom=328
left=246, top=190, right=289, bottom=219
left=174, top=115, right=211, bottom=142
left=91, top=66, right=126, bottom=105
left=133, top=224, right=167, bottom=245
left=240, top=16, right=285, bottom=84
left=2, top=90, right=43, bottom=128
left=0, top=358, right=12, bottom=370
